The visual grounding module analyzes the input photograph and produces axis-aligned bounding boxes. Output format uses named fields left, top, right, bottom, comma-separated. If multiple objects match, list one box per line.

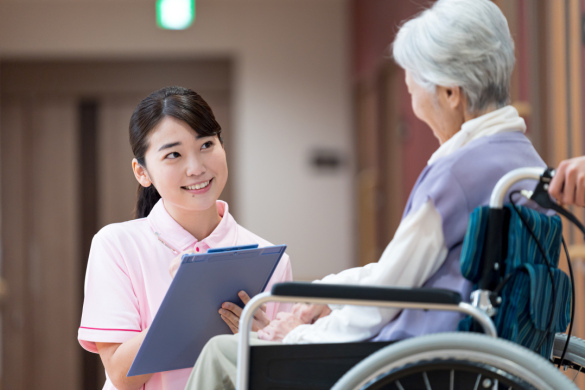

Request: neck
left=440, top=105, right=499, bottom=144
left=463, top=105, right=499, bottom=122
left=164, top=201, right=222, bottom=241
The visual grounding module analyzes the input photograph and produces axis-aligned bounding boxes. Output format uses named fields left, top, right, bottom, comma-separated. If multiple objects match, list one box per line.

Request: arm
left=95, top=330, right=152, bottom=390
left=259, top=200, right=447, bottom=343
left=549, top=156, right=585, bottom=207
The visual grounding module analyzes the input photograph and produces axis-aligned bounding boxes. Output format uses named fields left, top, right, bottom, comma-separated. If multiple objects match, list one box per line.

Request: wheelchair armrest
left=271, top=282, right=462, bottom=305
left=238, top=283, right=495, bottom=389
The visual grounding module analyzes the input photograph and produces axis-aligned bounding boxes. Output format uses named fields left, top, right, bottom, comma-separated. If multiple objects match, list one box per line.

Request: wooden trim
left=548, top=0, right=569, bottom=166
left=377, top=63, right=403, bottom=248
left=569, top=0, right=583, bottom=160
left=78, top=101, right=104, bottom=390
left=1, top=99, right=32, bottom=390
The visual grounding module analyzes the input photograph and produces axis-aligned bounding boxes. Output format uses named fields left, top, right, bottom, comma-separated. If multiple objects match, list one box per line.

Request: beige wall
left=0, top=0, right=353, bottom=280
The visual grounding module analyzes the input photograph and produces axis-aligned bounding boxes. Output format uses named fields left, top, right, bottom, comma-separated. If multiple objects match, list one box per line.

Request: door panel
left=29, top=97, right=81, bottom=389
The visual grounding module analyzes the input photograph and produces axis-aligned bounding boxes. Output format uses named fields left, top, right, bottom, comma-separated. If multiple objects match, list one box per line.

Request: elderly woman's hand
left=256, top=303, right=332, bottom=341
left=549, top=156, right=585, bottom=207
left=257, top=312, right=306, bottom=341
left=292, top=302, right=332, bottom=324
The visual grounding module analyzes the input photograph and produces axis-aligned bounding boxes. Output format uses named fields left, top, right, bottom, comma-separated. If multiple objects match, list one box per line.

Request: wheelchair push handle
left=489, top=166, right=548, bottom=208
left=492, top=166, right=585, bottom=238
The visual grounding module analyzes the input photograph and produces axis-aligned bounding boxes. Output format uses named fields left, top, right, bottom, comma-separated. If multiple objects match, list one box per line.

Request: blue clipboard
left=127, top=244, right=287, bottom=376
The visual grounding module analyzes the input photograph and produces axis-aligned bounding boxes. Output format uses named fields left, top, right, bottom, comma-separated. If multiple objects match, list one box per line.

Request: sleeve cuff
left=78, top=326, right=142, bottom=353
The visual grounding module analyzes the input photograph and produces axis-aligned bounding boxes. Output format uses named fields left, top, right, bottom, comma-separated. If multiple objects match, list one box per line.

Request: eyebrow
left=158, top=142, right=181, bottom=152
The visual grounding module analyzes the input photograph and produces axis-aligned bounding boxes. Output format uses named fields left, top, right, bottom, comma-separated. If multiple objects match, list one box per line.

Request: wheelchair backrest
left=458, top=204, right=571, bottom=358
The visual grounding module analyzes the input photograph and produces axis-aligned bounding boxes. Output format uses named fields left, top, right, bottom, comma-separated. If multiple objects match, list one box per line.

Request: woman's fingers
left=257, top=313, right=304, bottom=341
left=251, top=307, right=271, bottom=330
left=220, top=303, right=242, bottom=334
left=550, top=157, right=585, bottom=207
left=168, top=250, right=195, bottom=278
left=292, top=303, right=328, bottom=324
left=221, top=302, right=243, bottom=318
left=220, top=292, right=271, bottom=333
left=220, top=315, right=239, bottom=334
left=563, top=165, right=577, bottom=206
left=238, top=291, right=266, bottom=312
left=238, top=290, right=250, bottom=304
left=549, top=162, right=566, bottom=203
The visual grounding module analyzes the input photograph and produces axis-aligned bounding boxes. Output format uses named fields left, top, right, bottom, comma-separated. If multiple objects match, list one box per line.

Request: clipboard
left=127, top=244, right=287, bottom=376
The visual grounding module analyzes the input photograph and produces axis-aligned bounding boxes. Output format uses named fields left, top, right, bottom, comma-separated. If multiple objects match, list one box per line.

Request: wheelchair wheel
left=331, top=332, right=579, bottom=390
left=553, top=333, right=585, bottom=376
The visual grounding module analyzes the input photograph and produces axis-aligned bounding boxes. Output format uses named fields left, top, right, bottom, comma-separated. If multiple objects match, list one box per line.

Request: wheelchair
left=237, top=167, right=585, bottom=390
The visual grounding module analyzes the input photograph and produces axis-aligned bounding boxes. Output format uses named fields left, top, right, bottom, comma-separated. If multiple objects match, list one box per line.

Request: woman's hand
left=257, top=312, right=306, bottom=341
left=292, top=302, right=332, bottom=324
left=168, top=250, right=195, bottom=278
left=219, top=291, right=270, bottom=334
left=549, top=156, right=585, bottom=207
left=256, top=303, right=332, bottom=341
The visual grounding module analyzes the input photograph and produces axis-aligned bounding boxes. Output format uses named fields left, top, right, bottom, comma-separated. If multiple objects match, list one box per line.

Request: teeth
left=185, top=180, right=210, bottom=190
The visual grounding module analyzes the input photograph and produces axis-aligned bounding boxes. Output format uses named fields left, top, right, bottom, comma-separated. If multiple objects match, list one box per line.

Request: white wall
left=0, top=0, right=354, bottom=280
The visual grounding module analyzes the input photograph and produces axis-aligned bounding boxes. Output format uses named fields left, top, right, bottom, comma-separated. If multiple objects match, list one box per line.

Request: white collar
left=428, top=105, right=526, bottom=165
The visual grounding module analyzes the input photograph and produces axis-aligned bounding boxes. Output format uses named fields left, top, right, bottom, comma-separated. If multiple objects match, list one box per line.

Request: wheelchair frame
left=236, top=167, right=582, bottom=390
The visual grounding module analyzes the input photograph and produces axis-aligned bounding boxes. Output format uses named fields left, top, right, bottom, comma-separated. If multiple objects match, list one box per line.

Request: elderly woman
left=184, top=0, right=546, bottom=387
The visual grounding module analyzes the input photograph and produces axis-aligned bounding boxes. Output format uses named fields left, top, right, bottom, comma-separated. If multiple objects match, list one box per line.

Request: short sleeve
left=78, top=228, right=142, bottom=353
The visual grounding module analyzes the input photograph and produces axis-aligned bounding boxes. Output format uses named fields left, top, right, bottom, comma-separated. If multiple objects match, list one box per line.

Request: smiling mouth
left=183, top=179, right=212, bottom=190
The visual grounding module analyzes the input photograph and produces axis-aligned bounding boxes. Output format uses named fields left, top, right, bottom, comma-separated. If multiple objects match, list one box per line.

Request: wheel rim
left=363, top=359, right=536, bottom=390
left=350, top=349, right=552, bottom=390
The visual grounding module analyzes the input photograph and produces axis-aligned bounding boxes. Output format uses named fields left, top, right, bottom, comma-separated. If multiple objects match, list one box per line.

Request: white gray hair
left=392, top=0, right=515, bottom=113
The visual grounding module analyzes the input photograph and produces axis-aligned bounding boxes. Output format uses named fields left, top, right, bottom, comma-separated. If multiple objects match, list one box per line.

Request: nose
left=185, top=154, right=206, bottom=177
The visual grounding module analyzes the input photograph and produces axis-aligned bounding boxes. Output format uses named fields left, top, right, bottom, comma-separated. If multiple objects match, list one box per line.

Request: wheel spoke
left=395, top=380, right=405, bottom=390
left=423, top=371, right=432, bottom=390
left=473, top=374, right=481, bottom=390
left=450, top=369, right=454, bottom=390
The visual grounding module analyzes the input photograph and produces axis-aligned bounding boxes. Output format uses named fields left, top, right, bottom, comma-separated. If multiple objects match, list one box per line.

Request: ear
left=132, top=158, right=152, bottom=188
left=444, top=86, right=464, bottom=110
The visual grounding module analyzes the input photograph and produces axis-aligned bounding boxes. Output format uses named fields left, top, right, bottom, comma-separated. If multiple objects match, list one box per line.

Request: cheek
left=411, top=95, right=425, bottom=120
left=212, top=150, right=228, bottom=175
left=411, top=93, right=434, bottom=124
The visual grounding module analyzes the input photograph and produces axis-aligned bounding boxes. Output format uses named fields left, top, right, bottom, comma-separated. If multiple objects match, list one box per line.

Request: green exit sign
left=156, top=0, right=195, bottom=30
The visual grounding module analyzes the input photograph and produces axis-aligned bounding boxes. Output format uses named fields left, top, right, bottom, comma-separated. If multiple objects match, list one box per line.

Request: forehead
left=148, top=116, right=199, bottom=146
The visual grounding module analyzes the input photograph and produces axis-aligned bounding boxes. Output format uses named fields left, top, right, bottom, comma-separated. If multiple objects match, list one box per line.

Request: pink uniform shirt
left=78, top=200, right=293, bottom=390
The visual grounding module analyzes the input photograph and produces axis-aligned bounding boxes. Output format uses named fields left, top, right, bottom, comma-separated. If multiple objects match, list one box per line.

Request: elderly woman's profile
left=184, top=0, right=547, bottom=388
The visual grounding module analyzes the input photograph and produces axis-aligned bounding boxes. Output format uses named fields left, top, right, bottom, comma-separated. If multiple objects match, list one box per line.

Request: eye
left=201, top=141, right=214, bottom=150
left=165, top=151, right=180, bottom=159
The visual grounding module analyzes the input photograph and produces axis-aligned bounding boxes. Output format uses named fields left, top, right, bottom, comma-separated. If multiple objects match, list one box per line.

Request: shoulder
left=92, top=218, right=149, bottom=250
left=426, top=133, right=542, bottom=184
left=412, top=132, right=544, bottom=214
left=443, top=132, right=539, bottom=173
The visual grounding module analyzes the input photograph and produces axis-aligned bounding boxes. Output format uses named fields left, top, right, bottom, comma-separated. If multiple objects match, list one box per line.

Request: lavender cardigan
left=373, top=131, right=545, bottom=341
